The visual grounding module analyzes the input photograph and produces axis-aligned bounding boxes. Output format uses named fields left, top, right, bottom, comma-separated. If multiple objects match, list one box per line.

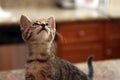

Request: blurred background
left=0, top=0, right=120, bottom=71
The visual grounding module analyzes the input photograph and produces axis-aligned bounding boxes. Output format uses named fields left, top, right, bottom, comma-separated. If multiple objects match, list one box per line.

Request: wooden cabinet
left=58, top=43, right=104, bottom=63
left=57, top=22, right=104, bottom=44
left=0, top=19, right=120, bottom=70
left=105, top=20, right=120, bottom=40
left=105, top=40, right=120, bottom=59
left=57, top=19, right=120, bottom=63
left=104, top=19, right=120, bottom=59
left=0, top=44, right=26, bottom=70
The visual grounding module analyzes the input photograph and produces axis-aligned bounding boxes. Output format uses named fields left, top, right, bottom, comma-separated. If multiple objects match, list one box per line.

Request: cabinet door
left=105, top=20, right=120, bottom=59
left=58, top=43, right=104, bottom=63
left=105, top=40, right=120, bottom=59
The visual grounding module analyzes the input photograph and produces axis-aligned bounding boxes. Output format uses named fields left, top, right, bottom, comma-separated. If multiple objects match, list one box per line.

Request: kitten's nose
left=41, top=24, right=45, bottom=28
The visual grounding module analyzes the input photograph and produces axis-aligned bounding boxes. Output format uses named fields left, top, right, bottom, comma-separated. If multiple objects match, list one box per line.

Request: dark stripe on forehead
left=35, top=19, right=48, bottom=24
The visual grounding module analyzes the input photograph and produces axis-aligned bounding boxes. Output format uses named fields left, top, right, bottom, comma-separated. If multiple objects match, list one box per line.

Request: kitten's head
left=20, top=15, right=56, bottom=43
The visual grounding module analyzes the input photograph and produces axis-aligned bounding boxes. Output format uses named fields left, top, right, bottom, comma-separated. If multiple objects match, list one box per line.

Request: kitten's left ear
left=20, top=15, right=31, bottom=30
left=47, top=16, right=55, bottom=29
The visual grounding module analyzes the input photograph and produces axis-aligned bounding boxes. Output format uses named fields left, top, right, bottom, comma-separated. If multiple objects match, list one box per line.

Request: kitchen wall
left=0, top=0, right=54, bottom=8
left=1, top=0, right=120, bottom=9
left=109, top=0, right=120, bottom=8
left=110, top=0, right=120, bottom=5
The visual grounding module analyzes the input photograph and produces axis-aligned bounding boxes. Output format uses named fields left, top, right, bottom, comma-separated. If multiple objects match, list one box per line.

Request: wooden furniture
left=0, top=44, right=26, bottom=70
left=0, top=25, right=26, bottom=70
left=0, top=19, right=120, bottom=70
left=57, top=19, right=120, bottom=63
left=105, top=19, right=120, bottom=59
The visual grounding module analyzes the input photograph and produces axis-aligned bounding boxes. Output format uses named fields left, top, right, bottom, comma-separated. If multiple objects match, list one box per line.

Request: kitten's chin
left=38, top=30, right=49, bottom=40
left=39, top=30, right=47, bottom=35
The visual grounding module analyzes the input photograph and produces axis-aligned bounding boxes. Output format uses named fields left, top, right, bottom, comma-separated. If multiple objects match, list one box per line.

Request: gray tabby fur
left=20, top=15, right=94, bottom=80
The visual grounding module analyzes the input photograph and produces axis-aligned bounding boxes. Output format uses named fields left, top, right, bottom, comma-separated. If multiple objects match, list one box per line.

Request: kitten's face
left=20, top=15, right=56, bottom=43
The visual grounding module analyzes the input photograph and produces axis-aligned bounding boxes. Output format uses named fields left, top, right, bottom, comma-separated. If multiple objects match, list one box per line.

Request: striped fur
left=20, top=15, right=93, bottom=80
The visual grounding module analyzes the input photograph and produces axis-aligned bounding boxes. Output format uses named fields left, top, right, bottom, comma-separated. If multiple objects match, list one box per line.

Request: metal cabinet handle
left=79, top=30, right=85, bottom=37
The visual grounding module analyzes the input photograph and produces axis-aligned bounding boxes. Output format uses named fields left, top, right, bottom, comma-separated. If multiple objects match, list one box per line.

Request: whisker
left=56, top=32, right=67, bottom=44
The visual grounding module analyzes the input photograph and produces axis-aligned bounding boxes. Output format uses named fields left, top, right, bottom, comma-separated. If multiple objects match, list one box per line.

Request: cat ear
left=47, top=16, right=55, bottom=29
left=20, top=15, right=31, bottom=30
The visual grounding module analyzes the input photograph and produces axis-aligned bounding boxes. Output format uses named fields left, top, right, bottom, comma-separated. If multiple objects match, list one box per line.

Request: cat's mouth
left=40, top=27, right=47, bottom=32
left=37, top=27, right=47, bottom=34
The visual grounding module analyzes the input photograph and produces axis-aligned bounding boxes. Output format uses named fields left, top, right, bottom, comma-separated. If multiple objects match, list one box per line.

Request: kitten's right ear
left=20, top=15, right=31, bottom=30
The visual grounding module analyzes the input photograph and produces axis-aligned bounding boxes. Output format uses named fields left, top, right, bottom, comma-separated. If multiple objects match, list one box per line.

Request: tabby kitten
left=20, top=15, right=93, bottom=80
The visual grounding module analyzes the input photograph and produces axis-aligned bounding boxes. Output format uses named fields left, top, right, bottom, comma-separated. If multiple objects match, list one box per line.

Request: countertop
left=0, top=7, right=109, bottom=25
left=0, top=59, right=120, bottom=80
left=0, top=4, right=120, bottom=25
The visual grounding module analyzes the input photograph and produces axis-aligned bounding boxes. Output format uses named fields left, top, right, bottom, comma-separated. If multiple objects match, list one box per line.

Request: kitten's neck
left=26, top=41, right=53, bottom=61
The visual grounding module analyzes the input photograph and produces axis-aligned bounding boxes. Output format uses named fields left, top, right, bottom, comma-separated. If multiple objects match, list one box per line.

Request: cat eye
left=46, top=23, right=49, bottom=26
left=32, top=22, right=49, bottom=28
left=45, top=23, right=51, bottom=27
left=33, top=23, right=39, bottom=26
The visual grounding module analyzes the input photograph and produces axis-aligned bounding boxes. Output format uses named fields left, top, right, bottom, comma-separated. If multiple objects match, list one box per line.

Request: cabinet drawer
left=106, top=21, right=120, bottom=40
left=58, top=43, right=104, bottom=63
left=58, top=22, right=103, bottom=44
